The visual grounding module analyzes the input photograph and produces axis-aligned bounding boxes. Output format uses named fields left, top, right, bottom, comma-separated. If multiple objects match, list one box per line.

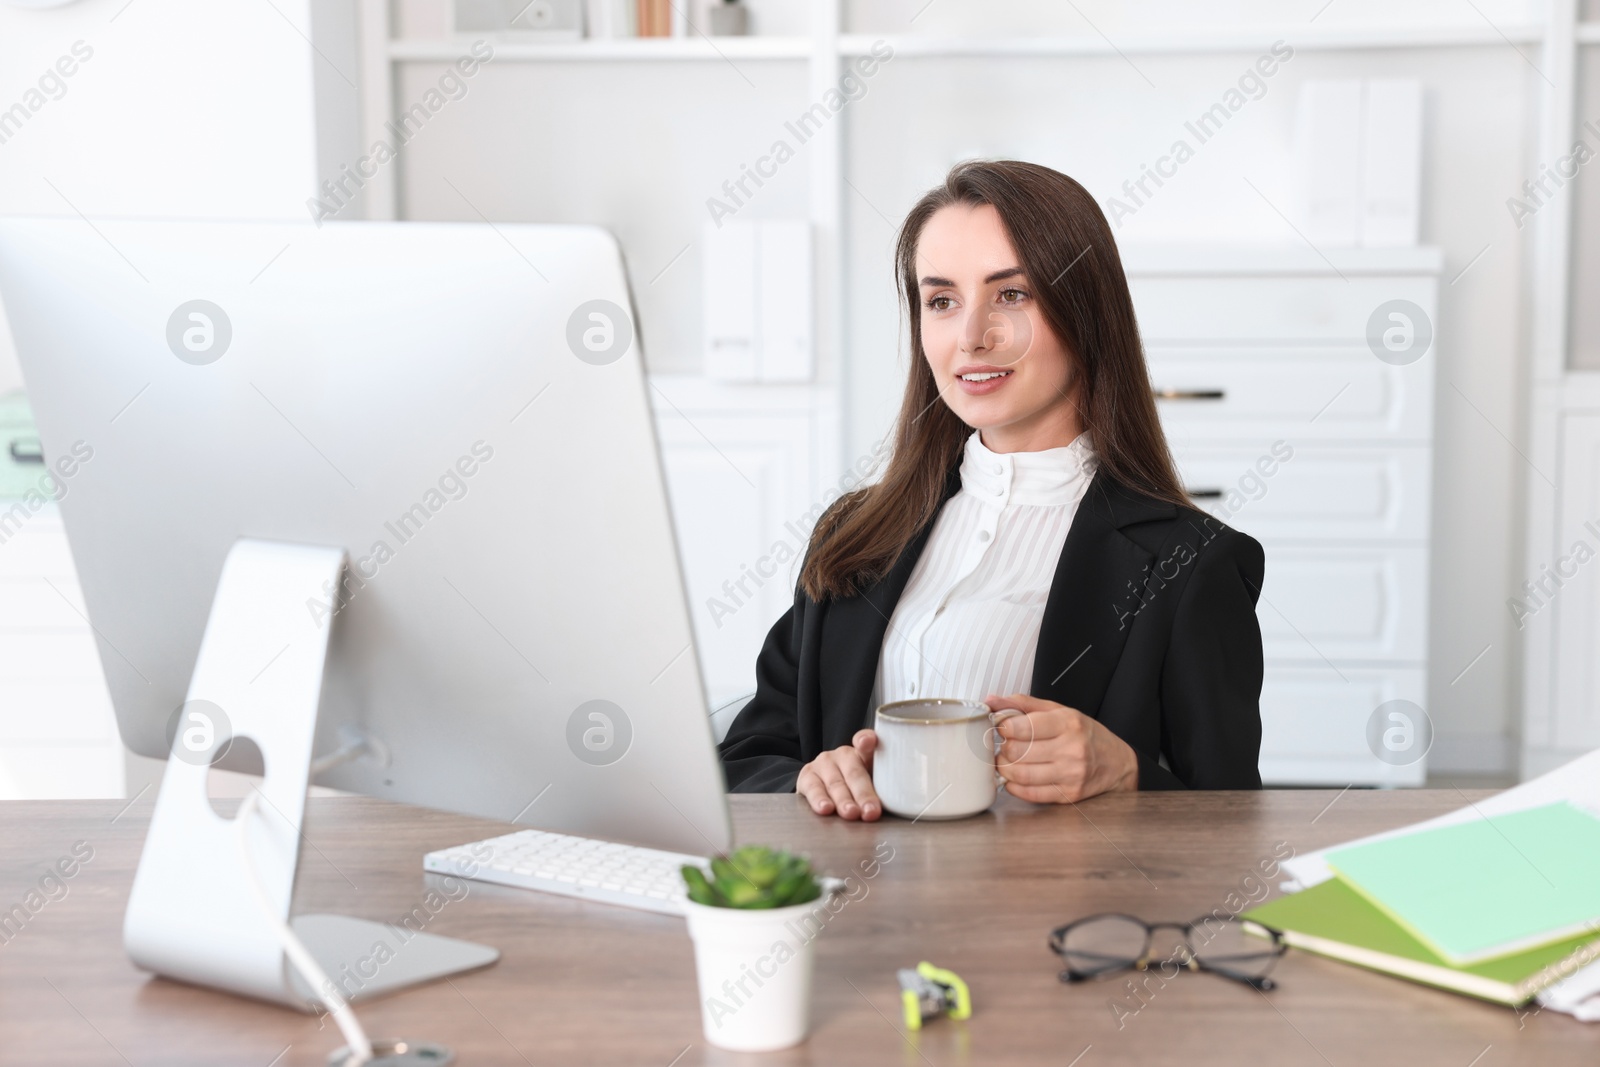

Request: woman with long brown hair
left=718, top=160, right=1264, bottom=819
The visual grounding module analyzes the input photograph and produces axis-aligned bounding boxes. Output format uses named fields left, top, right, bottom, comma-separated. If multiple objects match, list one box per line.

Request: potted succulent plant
left=681, top=846, right=829, bottom=1051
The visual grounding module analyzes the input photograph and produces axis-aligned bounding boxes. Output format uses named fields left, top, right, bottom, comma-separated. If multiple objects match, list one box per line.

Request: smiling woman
left=717, top=159, right=1267, bottom=815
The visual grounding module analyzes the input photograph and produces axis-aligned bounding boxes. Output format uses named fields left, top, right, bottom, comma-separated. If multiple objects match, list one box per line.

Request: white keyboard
left=423, top=828, right=707, bottom=915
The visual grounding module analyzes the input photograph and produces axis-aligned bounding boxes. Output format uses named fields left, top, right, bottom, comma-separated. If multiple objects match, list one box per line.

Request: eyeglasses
left=1048, top=913, right=1287, bottom=991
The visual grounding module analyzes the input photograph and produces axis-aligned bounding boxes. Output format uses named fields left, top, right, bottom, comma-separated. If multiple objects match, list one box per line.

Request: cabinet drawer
left=1257, top=546, right=1426, bottom=662
left=1130, top=274, right=1436, bottom=345
left=1176, top=446, right=1431, bottom=542
left=1258, top=666, right=1426, bottom=786
left=1146, top=351, right=1432, bottom=442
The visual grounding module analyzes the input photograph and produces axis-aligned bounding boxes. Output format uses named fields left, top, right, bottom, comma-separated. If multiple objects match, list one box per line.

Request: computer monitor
left=0, top=217, right=733, bottom=1005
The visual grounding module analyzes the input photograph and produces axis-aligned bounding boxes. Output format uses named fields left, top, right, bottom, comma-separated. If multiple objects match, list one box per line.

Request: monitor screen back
left=0, top=217, right=732, bottom=856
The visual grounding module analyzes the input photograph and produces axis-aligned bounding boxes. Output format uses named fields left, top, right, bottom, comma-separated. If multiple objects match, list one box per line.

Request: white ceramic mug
left=872, top=698, right=1019, bottom=820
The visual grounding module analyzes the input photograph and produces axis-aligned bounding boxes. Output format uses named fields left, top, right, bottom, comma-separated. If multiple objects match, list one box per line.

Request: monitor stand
left=123, top=538, right=498, bottom=1010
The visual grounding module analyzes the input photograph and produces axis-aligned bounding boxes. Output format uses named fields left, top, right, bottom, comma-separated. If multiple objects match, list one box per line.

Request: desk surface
left=0, top=790, right=1591, bottom=1066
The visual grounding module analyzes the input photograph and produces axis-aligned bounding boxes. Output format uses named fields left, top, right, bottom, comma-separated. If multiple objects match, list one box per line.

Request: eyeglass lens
left=1056, top=915, right=1149, bottom=975
left=1188, top=917, right=1279, bottom=979
left=1056, top=915, right=1280, bottom=981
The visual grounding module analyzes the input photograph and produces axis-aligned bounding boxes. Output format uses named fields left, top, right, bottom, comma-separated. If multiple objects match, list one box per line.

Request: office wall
left=393, top=59, right=812, bottom=377
left=0, top=0, right=356, bottom=394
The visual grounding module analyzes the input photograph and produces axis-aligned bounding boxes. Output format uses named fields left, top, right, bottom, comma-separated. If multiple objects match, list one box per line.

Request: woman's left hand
left=984, top=693, right=1140, bottom=803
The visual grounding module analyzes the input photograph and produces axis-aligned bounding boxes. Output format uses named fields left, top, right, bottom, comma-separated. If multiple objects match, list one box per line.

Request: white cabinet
left=1125, top=245, right=1441, bottom=786
left=648, top=377, right=840, bottom=712
left=0, top=506, right=124, bottom=798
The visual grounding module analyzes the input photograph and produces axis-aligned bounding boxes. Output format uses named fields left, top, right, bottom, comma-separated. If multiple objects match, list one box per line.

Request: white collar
left=958, top=428, right=1097, bottom=508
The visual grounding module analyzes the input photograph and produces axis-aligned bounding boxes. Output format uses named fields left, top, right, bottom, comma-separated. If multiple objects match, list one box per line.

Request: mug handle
left=987, top=708, right=1025, bottom=790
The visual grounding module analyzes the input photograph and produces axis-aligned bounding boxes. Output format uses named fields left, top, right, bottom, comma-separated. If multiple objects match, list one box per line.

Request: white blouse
left=869, top=428, right=1097, bottom=714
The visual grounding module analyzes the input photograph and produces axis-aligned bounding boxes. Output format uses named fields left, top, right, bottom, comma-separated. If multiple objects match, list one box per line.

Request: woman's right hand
left=796, top=729, right=881, bottom=820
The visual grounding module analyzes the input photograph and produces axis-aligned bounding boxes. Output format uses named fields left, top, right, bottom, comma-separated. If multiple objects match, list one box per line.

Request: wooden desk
left=0, top=791, right=1592, bottom=1065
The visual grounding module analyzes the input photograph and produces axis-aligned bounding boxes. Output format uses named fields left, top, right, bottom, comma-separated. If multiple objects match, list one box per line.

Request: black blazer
left=718, top=460, right=1266, bottom=793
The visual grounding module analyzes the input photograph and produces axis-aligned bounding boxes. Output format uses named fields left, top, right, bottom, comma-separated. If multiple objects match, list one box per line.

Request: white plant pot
left=682, top=896, right=828, bottom=1051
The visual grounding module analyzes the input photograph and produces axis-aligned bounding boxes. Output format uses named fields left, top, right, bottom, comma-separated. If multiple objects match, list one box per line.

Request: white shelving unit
left=350, top=1, right=1600, bottom=784
left=382, top=25, right=1550, bottom=64
left=385, top=36, right=814, bottom=60
left=1520, top=1, right=1600, bottom=777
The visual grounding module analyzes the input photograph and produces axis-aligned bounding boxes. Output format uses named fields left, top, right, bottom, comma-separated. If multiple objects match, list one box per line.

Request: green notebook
left=1322, top=801, right=1600, bottom=965
left=1241, top=876, right=1600, bottom=1006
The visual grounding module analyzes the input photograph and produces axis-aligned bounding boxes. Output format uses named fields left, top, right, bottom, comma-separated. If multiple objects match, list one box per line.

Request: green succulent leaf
left=769, top=871, right=810, bottom=903
left=784, top=880, right=822, bottom=907
left=684, top=845, right=823, bottom=909
left=681, top=864, right=721, bottom=906
left=725, top=878, right=765, bottom=906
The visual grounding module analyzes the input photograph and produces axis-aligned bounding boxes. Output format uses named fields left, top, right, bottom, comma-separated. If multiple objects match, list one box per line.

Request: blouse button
left=992, top=463, right=1004, bottom=475
left=907, top=681, right=917, bottom=695
left=977, top=529, right=992, bottom=542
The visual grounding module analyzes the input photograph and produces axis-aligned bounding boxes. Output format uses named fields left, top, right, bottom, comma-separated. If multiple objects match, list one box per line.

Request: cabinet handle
left=8, top=437, right=44, bottom=465
left=1185, top=487, right=1224, bottom=500
left=1153, top=388, right=1225, bottom=401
